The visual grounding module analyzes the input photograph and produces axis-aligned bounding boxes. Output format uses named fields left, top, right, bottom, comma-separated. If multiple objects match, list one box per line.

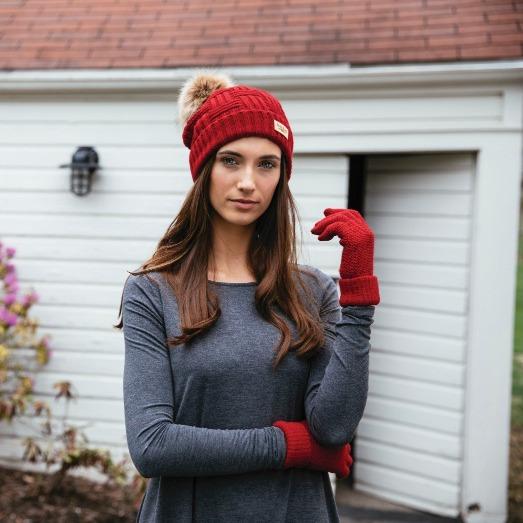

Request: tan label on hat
left=274, top=119, right=289, bottom=139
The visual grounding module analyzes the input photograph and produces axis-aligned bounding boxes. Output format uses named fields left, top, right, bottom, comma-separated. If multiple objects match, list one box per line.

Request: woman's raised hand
left=311, top=208, right=380, bottom=306
left=273, top=419, right=353, bottom=479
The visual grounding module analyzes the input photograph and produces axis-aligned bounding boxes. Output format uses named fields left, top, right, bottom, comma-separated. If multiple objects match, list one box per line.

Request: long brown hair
left=114, top=151, right=326, bottom=370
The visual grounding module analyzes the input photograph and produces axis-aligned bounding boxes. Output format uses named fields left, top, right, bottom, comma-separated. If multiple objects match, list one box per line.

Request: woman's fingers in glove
left=313, top=441, right=352, bottom=479
left=312, top=209, right=369, bottom=230
left=337, top=444, right=353, bottom=479
left=335, top=444, right=352, bottom=479
left=323, top=207, right=357, bottom=217
left=311, top=210, right=374, bottom=240
left=311, top=220, right=346, bottom=243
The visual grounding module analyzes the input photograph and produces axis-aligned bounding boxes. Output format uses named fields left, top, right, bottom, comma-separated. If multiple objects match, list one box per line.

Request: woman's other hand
left=311, top=208, right=380, bottom=306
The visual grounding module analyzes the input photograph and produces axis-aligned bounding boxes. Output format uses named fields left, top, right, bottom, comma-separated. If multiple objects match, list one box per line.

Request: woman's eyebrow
left=217, top=150, right=281, bottom=161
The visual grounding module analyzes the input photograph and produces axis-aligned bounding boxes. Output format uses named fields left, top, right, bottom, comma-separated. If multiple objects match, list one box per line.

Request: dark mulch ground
left=0, top=426, right=522, bottom=523
left=0, top=466, right=139, bottom=522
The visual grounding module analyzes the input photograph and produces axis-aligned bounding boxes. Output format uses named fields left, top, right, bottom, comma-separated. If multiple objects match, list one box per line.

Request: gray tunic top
left=122, top=264, right=375, bottom=522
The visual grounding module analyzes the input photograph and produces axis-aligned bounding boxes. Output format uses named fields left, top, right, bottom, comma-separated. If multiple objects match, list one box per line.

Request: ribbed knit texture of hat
left=182, top=85, right=294, bottom=182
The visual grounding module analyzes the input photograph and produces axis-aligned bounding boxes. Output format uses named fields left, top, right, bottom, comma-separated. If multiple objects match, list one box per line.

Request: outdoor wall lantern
left=59, top=146, right=100, bottom=197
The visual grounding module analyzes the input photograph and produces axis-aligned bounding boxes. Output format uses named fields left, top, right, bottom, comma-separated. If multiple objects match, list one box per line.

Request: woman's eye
left=222, top=156, right=237, bottom=166
left=260, top=160, right=275, bottom=169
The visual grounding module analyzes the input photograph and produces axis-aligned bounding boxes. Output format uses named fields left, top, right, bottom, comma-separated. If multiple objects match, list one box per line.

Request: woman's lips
left=230, top=199, right=258, bottom=210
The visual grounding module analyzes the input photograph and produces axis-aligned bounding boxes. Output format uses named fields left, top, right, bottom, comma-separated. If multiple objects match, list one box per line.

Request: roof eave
left=0, top=60, right=522, bottom=93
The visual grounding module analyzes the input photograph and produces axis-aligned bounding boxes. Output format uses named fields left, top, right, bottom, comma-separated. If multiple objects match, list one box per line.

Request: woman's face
left=209, top=136, right=282, bottom=228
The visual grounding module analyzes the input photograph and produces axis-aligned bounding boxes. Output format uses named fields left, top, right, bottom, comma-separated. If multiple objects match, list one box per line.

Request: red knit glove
left=311, top=208, right=380, bottom=306
left=273, top=420, right=353, bottom=479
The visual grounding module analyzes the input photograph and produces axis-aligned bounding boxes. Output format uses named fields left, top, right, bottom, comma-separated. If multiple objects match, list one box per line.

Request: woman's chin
left=219, top=210, right=258, bottom=226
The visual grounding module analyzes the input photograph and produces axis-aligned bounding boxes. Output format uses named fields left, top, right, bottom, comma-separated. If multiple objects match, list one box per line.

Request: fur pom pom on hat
left=177, top=69, right=294, bottom=182
left=177, top=71, right=235, bottom=128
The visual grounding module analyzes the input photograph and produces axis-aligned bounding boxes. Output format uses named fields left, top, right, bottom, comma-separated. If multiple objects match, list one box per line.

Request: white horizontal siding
left=357, top=438, right=461, bottom=482
left=0, top=88, right=504, bottom=129
left=358, top=417, right=461, bottom=458
left=26, top=328, right=121, bottom=356
left=354, top=152, right=475, bottom=517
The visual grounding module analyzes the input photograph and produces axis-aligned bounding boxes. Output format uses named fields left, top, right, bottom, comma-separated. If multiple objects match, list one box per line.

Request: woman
left=114, top=70, right=380, bottom=522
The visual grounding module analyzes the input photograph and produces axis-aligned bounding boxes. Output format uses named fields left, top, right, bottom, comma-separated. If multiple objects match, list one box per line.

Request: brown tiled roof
left=0, top=0, right=522, bottom=71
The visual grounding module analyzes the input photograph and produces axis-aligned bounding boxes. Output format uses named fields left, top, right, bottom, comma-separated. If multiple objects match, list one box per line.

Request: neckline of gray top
left=207, top=280, right=257, bottom=286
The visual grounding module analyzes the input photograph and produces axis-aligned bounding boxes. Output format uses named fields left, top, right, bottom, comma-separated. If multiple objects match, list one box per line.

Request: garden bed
left=0, top=465, right=138, bottom=522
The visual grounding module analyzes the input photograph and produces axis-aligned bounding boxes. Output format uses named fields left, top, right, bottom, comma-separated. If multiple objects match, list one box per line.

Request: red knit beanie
left=177, top=70, right=294, bottom=182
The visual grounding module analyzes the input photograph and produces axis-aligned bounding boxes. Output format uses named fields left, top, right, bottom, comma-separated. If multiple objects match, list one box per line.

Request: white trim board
left=0, top=60, right=522, bottom=93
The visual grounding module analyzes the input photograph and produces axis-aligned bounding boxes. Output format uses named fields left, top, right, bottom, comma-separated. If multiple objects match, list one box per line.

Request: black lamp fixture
left=59, top=146, right=101, bottom=196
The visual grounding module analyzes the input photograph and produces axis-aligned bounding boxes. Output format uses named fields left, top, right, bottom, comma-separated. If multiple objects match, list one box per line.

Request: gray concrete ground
left=335, top=481, right=463, bottom=523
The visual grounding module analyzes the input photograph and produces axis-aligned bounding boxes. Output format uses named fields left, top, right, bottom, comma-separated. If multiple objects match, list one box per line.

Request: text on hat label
left=274, top=119, right=289, bottom=139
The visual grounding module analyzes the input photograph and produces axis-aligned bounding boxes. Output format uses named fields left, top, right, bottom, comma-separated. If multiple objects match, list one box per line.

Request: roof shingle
left=0, top=0, right=522, bottom=70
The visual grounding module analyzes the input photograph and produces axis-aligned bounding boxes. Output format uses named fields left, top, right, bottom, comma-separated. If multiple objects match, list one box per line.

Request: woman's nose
left=236, top=168, right=256, bottom=189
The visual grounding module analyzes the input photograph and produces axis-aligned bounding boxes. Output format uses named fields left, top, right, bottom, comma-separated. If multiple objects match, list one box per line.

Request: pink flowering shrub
left=0, top=240, right=145, bottom=503
left=0, top=241, right=51, bottom=420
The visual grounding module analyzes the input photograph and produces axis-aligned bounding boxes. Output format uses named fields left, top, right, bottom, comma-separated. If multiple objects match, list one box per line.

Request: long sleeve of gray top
left=303, top=273, right=375, bottom=447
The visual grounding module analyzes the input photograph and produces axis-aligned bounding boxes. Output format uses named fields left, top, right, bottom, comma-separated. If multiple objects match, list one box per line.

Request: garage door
left=354, top=152, right=475, bottom=518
